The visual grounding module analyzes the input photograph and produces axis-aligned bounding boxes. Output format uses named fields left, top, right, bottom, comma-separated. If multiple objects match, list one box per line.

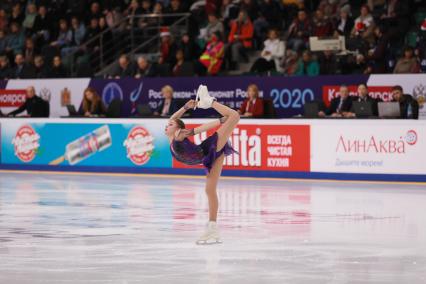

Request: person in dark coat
left=319, top=85, right=353, bottom=117
left=391, top=85, right=419, bottom=119
left=8, top=86, right=49, bottom=117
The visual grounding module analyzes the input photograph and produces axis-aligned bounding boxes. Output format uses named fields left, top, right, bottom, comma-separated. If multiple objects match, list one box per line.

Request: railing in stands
left=65, top=13, right=190, bottom=77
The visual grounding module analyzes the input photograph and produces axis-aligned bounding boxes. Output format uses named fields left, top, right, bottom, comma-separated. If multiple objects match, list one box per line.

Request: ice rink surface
left=0, top=171, right=425, bottom=284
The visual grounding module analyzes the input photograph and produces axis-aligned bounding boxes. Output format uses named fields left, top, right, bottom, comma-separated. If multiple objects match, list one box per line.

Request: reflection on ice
left=0, top=172, right=425, bottom=283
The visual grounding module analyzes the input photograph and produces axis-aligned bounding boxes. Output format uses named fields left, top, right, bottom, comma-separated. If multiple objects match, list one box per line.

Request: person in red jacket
left=238, top=84, right=264, bottom=118
left=226, top=10, right=254, bottom=70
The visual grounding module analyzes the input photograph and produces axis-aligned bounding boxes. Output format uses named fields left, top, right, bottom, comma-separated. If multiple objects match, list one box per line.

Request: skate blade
left=196, top=239, right=222, bottom=245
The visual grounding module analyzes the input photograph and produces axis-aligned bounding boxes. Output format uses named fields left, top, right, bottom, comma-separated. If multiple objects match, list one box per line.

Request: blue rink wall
left=0, top=118, right=425, bottom=183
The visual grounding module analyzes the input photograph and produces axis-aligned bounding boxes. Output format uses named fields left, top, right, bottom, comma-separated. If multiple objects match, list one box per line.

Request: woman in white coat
left=250, top=28, right=285, bottom=74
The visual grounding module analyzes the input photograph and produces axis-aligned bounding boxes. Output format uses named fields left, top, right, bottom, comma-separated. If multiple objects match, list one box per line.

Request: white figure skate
left=196, top=221, right=222, bottom=245
left=195, top=84, right=215, bottom=109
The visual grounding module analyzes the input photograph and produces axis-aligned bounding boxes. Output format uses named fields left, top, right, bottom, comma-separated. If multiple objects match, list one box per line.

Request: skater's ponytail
left=173, top=118, right=185, bottom=129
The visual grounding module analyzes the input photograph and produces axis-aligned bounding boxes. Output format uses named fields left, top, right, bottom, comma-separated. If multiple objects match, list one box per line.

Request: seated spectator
left=200, top=13, right=224, bottom=47
left=282, top=49, right=299, bottom=75
left=198, top=32, right=225, bottom=76
left=220, top=0, right=239, bottom=33
left=22, top=3, right=38, bottom=36
left=225, top=10, right=254, bottom=70
left=124, top=0, right=143, bottom=30
left=164, top=0, right=186, bottom=25
left=319, top=85, right=352, bottom=117
left=86, top=2, right=103, bottom=24
left=0, top=30, right=7, bottom=54
left=80, top=87, right=106, bottom=117
left=110, top=54, right=135, bottom=78
left=238, top=84, right=264, bottom=118
left=366, top=26, right=388, bottom=73
left=391, top=85, right=419, bottom=119
left=286, top=10, right=312, bottom=51
left=159, top=28, right=177, bottom=66
left=378, top=0, right=410, bottom=42
left=8, top=86, right=49, bottom=117
left=240, top=0, right=258, bottom=22
left=351, top=5, right=375, bottom=44
left=50, top=19, right=72, bottom=49
left=312, top=9, right=333, bottom=37
left=177, top=33, right=198, bottom=62
left=135, top=56, right=157, bottom=78
left=341, top=53, right=369, bottom=74
left=250, top=28, right=285, bottom=74
left=5, top=22, right=25, bottom=56
left=172, top=49, right=185, bottom=76
left=393, top=46, right=420, bottom=74
left=318, top=50, right=338, bottom=75
left=153, top=85, right=180, bottom=117
left=334, top=8, right=354, bottom=37
left=295, top=50, right=319, bottom=76
left=32, top=5, right=51, bottom=46
left=13, top=53, right=35, bottom=78
left=0, top=9, right=8, bottom=32
left=0, top=55, right=13, bottom=79
left=48, top=55, right=68, bottom=78
left=10, top=4, right=24, bottom=26
left=23, top=37, right=37, bottom=64
left=61, top=17, right=86, bottom=57
left=33, top=55, right=48, bottom=78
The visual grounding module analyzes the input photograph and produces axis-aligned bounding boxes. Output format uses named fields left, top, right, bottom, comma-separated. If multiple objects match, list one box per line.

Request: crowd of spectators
left=0, top=0, right=425, bottom=79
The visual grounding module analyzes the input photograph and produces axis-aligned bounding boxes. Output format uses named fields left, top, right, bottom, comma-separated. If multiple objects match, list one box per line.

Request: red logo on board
left=123, top=126, right=155, bottom=165
left=11, top=125, right=40, bottom=162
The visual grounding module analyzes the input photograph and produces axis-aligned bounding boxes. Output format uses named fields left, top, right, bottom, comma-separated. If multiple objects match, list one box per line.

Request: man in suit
left=8, top=86, right=50, bottom=117
left=391, top=85, right=419, bottom=119
left=153, top=85, right=180, bottom=117
left=319, top=85, right=353, bottom=117
left=346, top=83, right=381, bottom=117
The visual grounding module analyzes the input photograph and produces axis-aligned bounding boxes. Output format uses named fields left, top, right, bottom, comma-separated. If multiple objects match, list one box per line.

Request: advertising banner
left=87, top=75, right=367, bottom=118
left=367, top=74, right=426, bottom=120
left=311, top=121, right=426, bottom=174
left=173, top=123, right=310, bottom=172
left=4, top=79, right=90, bottom=117
left=0, top=120, right=171, bottom=168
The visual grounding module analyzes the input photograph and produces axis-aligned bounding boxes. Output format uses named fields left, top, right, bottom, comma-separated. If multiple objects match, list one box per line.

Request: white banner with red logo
left=3, top=79, right=90, bottom=117
left=311, top=120, right=426, bottom=174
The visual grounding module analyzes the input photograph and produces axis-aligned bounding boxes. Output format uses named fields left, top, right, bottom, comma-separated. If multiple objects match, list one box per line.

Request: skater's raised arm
left=170, top=100, right=196, bottom=120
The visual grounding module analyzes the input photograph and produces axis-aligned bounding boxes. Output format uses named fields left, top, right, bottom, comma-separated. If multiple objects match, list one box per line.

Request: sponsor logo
left=178, top=124, right=310, bottom=171
left=123, top=126, right=154, bottom=165
left=130, top=82, right=143, bottom=114
left=322, top=85, right=393, bottom=105
left=61, top=87, right=71, bottom=106
left=194, top=127, right=262, bottom=167
left=336, top=130, right=418, bottom=154
left=412, top=84, right=425, bottom=109
left=0, top=89, right=26, bottom=107
left=11, top=125, right=40, bottom=162
left=405, top=130, right=417, bottom=146
left=102, top=82, right=123, bottom=106
left=39, top=87, right=51, bottom=102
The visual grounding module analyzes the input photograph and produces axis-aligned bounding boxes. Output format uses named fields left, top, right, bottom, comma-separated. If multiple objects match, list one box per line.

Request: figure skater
left=165, top=85, right=240, bottom=244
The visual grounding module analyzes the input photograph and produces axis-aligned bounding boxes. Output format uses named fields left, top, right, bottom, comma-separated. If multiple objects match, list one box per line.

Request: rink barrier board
left=0, top=118, right=425, bottom=182
left=0, top=164, right=426, bottom=183
left=1, top=74, right=425, bottom=119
